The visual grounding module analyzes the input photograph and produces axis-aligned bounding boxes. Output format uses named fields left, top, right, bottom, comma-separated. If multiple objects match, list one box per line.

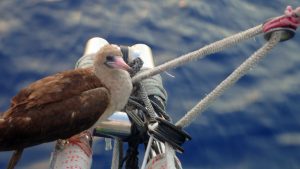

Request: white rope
left=165, top=143, right=176, bottom=169
left=141, top=136, right=154, bottom=169
left=111, top=138, right=122, bottom=169
left=175, top=31, right=282, bottom=128
left=132, top=25, right=263, bottom=83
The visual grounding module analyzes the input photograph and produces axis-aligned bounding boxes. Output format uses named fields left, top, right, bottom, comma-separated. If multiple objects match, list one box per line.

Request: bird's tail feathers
left=0, top=118, right=7, bottom=142
left=0, top=118, right=5, bottom=125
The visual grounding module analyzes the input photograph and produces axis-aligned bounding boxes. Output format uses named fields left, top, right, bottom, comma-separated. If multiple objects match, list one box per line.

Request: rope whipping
left=176, top=31, right=282, bottom=128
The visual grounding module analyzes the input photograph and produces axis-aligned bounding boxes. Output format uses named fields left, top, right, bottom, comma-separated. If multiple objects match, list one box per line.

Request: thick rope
left=138, top=83, right=157, bottom=120
left=132, top=25, right=263, bottom=83
left=176, top=31, right=282, bottom=128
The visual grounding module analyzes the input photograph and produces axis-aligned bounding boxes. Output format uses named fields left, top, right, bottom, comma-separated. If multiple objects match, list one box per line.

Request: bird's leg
left=6, top=149, right=23, bottom=169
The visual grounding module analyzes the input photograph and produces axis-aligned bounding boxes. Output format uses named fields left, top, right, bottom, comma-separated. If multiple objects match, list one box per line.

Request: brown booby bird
left=0, top=44, right=133, bottom=169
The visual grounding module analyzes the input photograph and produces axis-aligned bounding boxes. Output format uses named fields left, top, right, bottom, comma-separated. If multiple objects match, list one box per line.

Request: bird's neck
left=95, top=68, right=132, bottom=121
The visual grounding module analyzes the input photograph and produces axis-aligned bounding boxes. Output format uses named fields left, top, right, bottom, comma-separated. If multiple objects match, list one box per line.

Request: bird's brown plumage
left=0, top=44, right=132, bottom=151
left=5, top=68, right=104, bottom=116
left=0, top=68, right=109, bottom=151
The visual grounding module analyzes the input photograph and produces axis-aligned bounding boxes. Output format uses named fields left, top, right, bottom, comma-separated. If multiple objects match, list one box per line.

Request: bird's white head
left=94, top=44, right=132, bottom=74
left=93, top=44, right=133, bottom=121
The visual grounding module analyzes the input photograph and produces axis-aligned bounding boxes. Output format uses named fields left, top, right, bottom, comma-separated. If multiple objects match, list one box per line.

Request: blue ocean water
left=0, top=0, right=300, bottom=169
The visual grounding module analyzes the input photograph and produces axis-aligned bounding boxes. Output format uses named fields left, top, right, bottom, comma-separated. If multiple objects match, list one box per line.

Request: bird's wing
left=5, top=68, right=106, bottom=117
left=0, top=87, right=110, bottom=150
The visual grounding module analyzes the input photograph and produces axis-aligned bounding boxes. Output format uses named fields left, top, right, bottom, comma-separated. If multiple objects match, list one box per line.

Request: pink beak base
left=113, top=57, right=132, bottom=72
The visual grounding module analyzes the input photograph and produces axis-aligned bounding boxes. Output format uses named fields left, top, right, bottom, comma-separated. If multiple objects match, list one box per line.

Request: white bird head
left=94, top=44, right=131, bottom=73
left=93, top=44, right=133, bottom=122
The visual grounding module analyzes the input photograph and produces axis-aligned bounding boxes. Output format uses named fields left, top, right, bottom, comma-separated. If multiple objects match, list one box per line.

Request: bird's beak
left=106, top=56, right=132, bottom=72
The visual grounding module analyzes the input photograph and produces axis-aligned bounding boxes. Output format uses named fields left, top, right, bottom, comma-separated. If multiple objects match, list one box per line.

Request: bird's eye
left=106, top=55, right=115, bottom=62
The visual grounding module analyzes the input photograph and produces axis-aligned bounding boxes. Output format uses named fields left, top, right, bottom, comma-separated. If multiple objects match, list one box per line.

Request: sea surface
left=0, top=0, right=300, bottom=169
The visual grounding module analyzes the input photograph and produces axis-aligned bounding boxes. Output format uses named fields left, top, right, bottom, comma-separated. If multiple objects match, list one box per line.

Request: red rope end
left=263, top=6, right=300, bottom=41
